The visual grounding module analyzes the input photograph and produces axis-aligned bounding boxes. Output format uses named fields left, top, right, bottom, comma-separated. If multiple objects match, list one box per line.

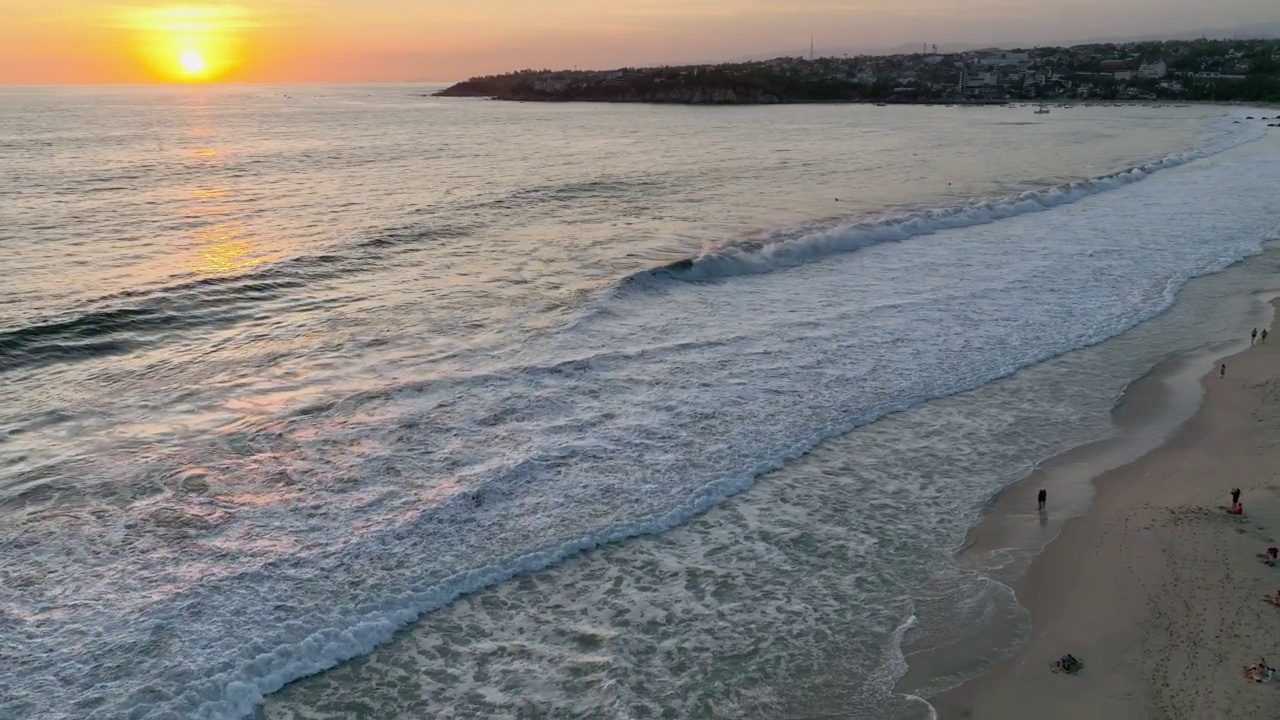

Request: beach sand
left=933, top=306, right=1280, bottom=718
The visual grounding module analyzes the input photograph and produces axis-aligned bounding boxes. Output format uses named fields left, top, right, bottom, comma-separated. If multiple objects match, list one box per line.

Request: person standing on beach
left=1264, top=329, right=1269, bottom=344
left=1252, top=328, right=1258, bottom=345
left=1221, top=363, right=1227, bottom=378
left=1038, top=489, right=1047, bottom=511
left=1233, top=488, right=1242, bottom=506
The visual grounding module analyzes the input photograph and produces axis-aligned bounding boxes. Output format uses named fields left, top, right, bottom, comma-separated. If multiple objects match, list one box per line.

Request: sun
left=178, top=49, right=209, bottom=77
left=116, top=5, right=253, bottom=82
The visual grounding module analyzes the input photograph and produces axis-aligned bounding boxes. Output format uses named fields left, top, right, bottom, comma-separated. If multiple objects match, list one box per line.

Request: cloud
left=107, top=4, right=263, bottom=32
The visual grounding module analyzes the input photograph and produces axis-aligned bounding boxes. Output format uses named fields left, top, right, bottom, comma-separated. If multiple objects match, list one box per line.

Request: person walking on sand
left=1038, top=489, right=1047, bottom=511
left=1221, top=363, right=1227, bottom=378
left=1253, top=328, right=1258, bottom=345
left=1264, top=328, right=1269, bottom=344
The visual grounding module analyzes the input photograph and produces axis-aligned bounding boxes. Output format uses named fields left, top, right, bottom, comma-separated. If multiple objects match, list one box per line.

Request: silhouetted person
left=1232, top=488, right=1241, bottom=506
left=1252, top=328, right=1258, bottom=345
left=1221, top=363, right=1227, bottom=378
left=1264, top=329, right=1269, bottom=344
left=1038, top=488, right=1047, bottom=511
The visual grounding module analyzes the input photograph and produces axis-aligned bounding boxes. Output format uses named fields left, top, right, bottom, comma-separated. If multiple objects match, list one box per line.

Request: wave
left=0, top=221, right=472, bottom=374
left=621, top=123, right=1263, bottom=287
left=0, top=284, right=281, bottom=374
left=466, top=177, right=672, bottom=212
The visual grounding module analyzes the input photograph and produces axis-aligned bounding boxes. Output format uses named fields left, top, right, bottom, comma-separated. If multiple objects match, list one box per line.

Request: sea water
left=2, top=86, right=1278, bottom=719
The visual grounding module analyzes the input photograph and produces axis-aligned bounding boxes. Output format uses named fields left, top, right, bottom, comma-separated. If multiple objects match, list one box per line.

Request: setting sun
left=178, top=49, right=208, bottom=77
left=115, top=5, right=253, bottom=82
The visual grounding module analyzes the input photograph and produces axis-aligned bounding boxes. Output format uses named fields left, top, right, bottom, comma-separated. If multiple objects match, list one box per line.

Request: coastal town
left=437, top=38, right=1280, bottom=104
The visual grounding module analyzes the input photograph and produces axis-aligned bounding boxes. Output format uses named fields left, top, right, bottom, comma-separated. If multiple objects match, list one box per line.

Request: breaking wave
left=625, top=122, right=1264, bottom=287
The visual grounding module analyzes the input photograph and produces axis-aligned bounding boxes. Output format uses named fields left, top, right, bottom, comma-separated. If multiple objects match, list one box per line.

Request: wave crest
left=625, top=126, right=1261, bottom=287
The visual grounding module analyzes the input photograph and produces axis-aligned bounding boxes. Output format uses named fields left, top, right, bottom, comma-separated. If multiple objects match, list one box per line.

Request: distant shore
left=434, top=39, right=1280, bottom=106
left=431, top=86, right=1280, bottom=111
left=434, top=94, right=1007, bottom=107
left=431, top=86, right=1011, bottom=106
left=430, top=91, right=1280, bottom=114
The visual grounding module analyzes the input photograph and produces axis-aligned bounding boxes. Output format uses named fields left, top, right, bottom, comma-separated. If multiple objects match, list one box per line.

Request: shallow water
left=2, top=87, right=1277, bottom=719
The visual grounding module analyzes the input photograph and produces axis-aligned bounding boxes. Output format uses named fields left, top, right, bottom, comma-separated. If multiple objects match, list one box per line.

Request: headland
left=435, top=38, right=1280, bottom=105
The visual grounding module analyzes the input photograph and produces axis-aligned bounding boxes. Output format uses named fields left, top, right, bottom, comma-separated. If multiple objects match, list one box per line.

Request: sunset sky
left=3, top=0, right=1278, bottom=84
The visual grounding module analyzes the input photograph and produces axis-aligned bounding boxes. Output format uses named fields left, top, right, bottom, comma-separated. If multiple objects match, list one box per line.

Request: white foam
left=891, top=615, right=939, bottom=720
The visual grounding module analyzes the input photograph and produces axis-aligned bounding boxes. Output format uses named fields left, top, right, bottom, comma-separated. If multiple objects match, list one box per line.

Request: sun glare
left=117, top=5, right=254, bottom=82
left=178, top=49, right=209, bottom=77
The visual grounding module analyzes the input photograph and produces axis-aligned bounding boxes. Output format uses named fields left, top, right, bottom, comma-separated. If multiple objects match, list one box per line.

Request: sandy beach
left=933, top=303, right=1280, bottom=718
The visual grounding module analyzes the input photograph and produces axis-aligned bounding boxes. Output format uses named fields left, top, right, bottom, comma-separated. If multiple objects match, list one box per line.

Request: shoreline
left=893, top=333, right=1234, bottom=704
left=924, top=296, right=1280, bottom=718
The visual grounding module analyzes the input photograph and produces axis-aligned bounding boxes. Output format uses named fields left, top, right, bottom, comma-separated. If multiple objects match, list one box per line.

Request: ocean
left=3, top=85, right=1279, bottom=719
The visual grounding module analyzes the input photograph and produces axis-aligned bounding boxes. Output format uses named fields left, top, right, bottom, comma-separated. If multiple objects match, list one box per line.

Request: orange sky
left=2, top=1, right=1278, bottom=84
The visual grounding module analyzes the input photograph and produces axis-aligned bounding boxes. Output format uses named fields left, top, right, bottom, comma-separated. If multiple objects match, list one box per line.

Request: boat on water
left=1034, top=103, right=1050, bottom=114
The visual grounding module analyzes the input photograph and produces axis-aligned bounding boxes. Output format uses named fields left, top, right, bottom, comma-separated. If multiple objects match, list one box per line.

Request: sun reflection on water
left=193, top=223, right=280, bottom=275
left=183, top=147, right=284, bottom=276
left=191, top=187, right=227, bottom=200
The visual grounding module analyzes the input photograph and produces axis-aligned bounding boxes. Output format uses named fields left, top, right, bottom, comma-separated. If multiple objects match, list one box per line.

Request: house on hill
left=1138, top=60, right=1167, bottom=78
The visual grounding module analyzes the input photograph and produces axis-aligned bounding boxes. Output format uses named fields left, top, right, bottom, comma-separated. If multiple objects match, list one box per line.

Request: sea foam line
left=622, top=116, right=1265, bottom=286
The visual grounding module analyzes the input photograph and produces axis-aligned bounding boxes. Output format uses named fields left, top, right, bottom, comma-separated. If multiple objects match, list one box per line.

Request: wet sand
left=931, top=303, right=1280, bottom=718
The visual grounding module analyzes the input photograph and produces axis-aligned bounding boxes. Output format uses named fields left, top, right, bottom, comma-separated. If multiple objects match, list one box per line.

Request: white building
left=1138, top=61, right=1167, bottom=78
left=963, top=71, right=999, bottom=88
left=533, top=75, right=569, bottom=92
left=978, top=51, right=1030, bottom=68
left=962, top=69, right=1003, bottom=92
left=1190, top=71, right=1247, bottom=81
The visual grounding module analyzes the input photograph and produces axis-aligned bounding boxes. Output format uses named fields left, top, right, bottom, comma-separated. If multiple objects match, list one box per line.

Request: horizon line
left=0, top=80, right=460, bottom=87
